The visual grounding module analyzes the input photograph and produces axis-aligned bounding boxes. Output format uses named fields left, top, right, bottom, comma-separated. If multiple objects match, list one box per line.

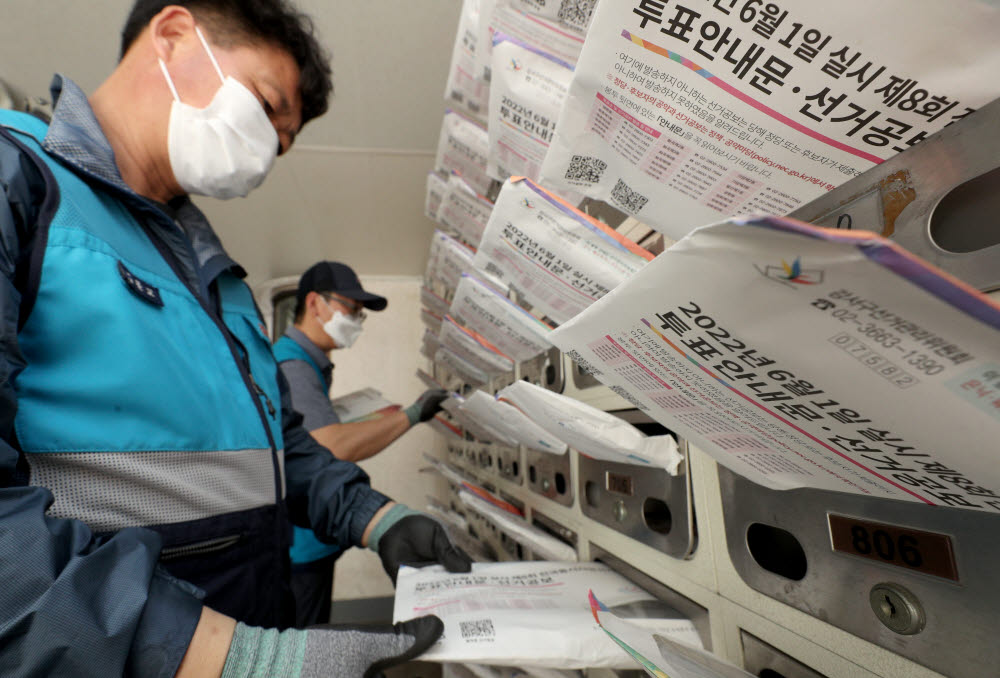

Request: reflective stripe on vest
left=2, top=110, right=285, bottom=531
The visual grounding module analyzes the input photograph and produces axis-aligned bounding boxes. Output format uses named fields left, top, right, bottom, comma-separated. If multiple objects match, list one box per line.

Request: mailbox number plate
left=605, top=472, right=634, bottom=496
left=828, top=514, right=959, bottom=582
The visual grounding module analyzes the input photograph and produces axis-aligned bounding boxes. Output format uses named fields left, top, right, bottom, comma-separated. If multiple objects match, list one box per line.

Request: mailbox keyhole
left=880, top=594, right=897, bottom=619
left=529, top=466, right=537, bottom=483
left=746, top=523, right=807, bottom=581
left=584, top=481, right=600, bottom=508
left=642, top=497, right=672, bottom=534
left=555, top=472, right=567, bottom=495
left=511, top=461, right=519, bottom=477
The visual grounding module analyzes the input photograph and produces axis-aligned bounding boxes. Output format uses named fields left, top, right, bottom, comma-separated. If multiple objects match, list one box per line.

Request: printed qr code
left=558, top=0, right=597, bottom=31
left=459, top=618, right=496, bottom=640
left=610, top=178, right=649, bottom=213
left=565, top=155, right=607, bottom=184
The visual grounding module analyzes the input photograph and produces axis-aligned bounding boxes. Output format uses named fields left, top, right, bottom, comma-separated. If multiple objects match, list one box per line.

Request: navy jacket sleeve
left=0, top=133, right=202, bottom=678
left=278, top=365, right=391, bottom=547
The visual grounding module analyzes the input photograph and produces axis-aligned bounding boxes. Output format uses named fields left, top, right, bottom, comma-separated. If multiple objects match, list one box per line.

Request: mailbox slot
left=592, top=546, right=712, bottom=651
left=740, top=632, right=830, bottom=678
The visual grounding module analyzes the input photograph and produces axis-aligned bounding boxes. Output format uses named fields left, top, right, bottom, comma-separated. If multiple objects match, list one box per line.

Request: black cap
left=297, top=261, right=388, bottom=311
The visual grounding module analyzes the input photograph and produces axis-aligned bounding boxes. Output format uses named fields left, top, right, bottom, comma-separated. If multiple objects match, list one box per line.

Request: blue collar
left=42, top=74, right=244, bottom=281
left=285, top=326, right=334, bottom=380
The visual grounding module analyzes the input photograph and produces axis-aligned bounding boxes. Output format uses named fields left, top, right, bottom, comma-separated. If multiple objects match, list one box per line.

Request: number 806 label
left=828, top=514, right=959, bottom=582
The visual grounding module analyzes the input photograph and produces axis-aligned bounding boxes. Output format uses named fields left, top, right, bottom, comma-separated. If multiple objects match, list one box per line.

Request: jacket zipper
left=115, top=197, right=284, bottom=504
left=160, top=534, right=243, bottom=561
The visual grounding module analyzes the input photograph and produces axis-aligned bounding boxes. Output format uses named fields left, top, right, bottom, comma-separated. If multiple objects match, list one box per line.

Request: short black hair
left=120, top=0, right=332, bottom=125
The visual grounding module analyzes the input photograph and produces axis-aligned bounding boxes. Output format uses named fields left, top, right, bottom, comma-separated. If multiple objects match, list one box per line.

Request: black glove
left=376, top=513, right=473, bottom=583
left=404, top=388, right=450, bottom=424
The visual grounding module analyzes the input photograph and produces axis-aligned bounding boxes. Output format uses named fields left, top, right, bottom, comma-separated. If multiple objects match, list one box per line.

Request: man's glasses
left=322, top=294, right=367, bottom=322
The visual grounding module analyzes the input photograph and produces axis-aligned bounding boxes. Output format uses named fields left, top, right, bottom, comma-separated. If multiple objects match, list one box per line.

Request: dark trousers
left=290, top=554, right=338, bottom=627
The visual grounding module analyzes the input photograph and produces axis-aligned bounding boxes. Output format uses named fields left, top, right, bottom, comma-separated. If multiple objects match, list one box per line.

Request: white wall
left=327, top=276, right=448, bottom=600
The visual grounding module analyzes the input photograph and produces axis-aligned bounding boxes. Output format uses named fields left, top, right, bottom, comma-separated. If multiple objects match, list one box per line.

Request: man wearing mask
left=0, top=2, right=469, bottom=677
left=274, top=261, right=450, bottom=627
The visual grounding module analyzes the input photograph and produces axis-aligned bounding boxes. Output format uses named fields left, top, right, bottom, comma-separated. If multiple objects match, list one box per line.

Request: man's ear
left=149, top=5, right=198, bottom=63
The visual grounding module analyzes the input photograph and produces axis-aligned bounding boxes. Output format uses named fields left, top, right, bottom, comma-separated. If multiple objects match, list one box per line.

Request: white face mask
left=158, top=26, right=279, bottom=199
left=320, top=309, right=364, bottom=349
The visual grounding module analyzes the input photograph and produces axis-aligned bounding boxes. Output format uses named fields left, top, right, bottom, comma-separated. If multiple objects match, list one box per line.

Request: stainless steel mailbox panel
left=790, top=96, right=1000, bottom=293
left=740, top=632, right=829, bottom=678
left=494, top=444, right=523, bottom=484
left=525, top=448, right=574, bottom=507
left=719, top=466, right=1000, bottom=678
left=578, top=445, right=696, bottom=559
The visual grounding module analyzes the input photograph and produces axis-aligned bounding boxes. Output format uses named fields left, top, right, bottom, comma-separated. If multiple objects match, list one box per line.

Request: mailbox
left=525, top=447, right=573, bottom=507
left=578, top=441, right=695, bottom=560
left=719, top=466, right=1000, bottom=678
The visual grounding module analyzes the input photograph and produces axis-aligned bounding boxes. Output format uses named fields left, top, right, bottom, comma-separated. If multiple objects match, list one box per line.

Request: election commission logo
left=755, top=257, right=824, bottom=288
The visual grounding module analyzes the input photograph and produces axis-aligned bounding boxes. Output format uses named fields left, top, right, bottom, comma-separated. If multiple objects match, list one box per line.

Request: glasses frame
left=321, top=293, right=367, bottom=322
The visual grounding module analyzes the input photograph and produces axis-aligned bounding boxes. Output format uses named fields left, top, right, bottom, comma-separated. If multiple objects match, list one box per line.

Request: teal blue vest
left=3, top=110, right=285, bottom=534
left=274, top=335, right=343, bottom=565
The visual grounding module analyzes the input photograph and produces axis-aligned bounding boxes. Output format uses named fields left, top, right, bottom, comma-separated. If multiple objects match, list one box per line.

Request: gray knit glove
left=221, top=616, right=443, bottom=678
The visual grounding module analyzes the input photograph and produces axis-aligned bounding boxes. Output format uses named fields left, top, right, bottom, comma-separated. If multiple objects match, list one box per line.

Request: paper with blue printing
left=498, top=380, right=683, bottom=473
left=393, top=561, right=700, bottom=668
left=590, top=592, right=751, bottom=678
left=457, top=486, right=578, bottom=561
left=487, top=36, right=576, bottom=194
left=450, top=273, right=552, bottom=362
left=427, top=171, right=450, bottom=222
left=437, top=110, right=495, bottom=197
left=438, top=174, right=495, bottom=248
left=473, top=177, right=652, bottom=325
left=539, top=0, right=1000, bottom=239
left=440, top=315, right=516, bottom=376
left=476, top=0, right=586, bottom=82
left=459, top=390, right=567, bottom=453
left=549, top=217, right=1000, bottom=511
left=446, top=0, right=491, bottom=121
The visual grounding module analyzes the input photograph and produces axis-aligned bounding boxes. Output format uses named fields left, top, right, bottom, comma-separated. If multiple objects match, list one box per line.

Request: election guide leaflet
left=394, top=561, right=698, bottom=669
left=440, top=315, right=516, bottom=376
left=487, top=36, right=575, bottom=188
left=422, top=308, right=445, bottom=336
left=473, top=177, right=653, bottom=325
left=422, top=285, right=454, bottom=317
left=427, top=230, right=479, bottom=294
left=498, top=380, right=684, bottom=473
left=539, top=0, right=1000, bottom=239
left=427, top=171, right=450, bottom=222
left=460, top=390, right=568, bottom=454
left=329, top=388, right=397, bottom=423
left=590, top=593, right=751, bottom=678
left=436, top=345, right=493, bottom=387
left=507, top=0, right=597, bottom=35
left=438, top=174, right=496, bottom=248
left=447, top=0, right=491, bottom=120
left=450, top=273, right=553, bottom=363
left=437, top=110, right=496, bottom=198
left=477, top=1, right=586, bottom=81
left=549, top=217, right=1000, bottom=511
left=458, top=484, right=579, bottom=561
